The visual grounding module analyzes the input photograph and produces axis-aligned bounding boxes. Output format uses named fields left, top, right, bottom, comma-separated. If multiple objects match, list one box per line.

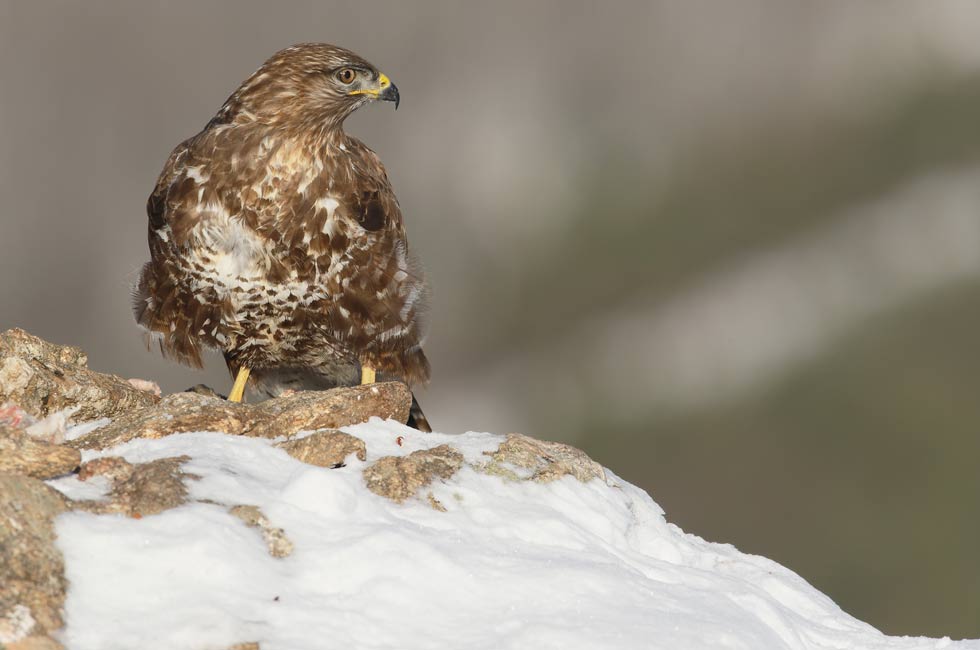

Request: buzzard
left=134, top=43, right=431, bottom=430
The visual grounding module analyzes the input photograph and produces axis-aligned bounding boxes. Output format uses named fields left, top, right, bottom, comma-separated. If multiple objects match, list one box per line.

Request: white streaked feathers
left=159, top=165, right=422, bottom=352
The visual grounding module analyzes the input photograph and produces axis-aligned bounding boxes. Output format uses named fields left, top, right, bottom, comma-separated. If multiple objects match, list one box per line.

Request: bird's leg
left=360, top=366, right=376, bottom=385
left=228, top=366, right=251, bottom=402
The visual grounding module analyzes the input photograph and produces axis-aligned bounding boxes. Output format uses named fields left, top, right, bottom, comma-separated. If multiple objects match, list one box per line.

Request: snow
left=64, top=417, right=111, bottom=442
left=49, top=419, right=977, bottom=650
left=46, top=473, right=112, bottom=502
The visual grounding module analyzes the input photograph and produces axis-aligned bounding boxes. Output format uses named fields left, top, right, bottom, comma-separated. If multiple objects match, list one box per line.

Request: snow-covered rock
left=44, top=421, right=980, bottom=650
left=1, top=329, right=977, bottom=649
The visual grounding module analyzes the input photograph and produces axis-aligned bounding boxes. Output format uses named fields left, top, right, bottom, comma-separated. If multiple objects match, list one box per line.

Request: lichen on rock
left=363, top=444, right=464, bottom=503
left=275, top=430, right=367, bottom=468
left=478, top=433, right=606, bottom=484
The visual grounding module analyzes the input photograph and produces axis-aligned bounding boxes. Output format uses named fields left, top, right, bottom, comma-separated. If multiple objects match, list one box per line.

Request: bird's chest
left=225, top=284, right=325, bottom=360
left=167, top=144, right=389, bottom=356
left=181, top=148, right=365, bottom=285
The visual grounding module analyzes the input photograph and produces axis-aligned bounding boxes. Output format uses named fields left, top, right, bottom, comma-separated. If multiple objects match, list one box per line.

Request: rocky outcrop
left=363, top=444, right=465, bottom=503
left=68, top=383, right=411, bottom=451
left=0, top=474, right=70, bottom=644
left=0, top=328, right=158, bottom=421
left=0, top=330, right=607, bottom=647
left=0, top=425, right=81, bottom=479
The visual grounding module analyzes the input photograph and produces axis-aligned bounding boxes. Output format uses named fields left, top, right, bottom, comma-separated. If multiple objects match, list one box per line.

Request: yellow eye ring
left=337, top=68, right=356, bottom=84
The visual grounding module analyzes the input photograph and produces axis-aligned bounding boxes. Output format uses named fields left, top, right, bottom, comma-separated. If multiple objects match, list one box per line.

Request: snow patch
left=47, top=474, right=112, bottom=501
left=64, top=417, right=111, bottom=442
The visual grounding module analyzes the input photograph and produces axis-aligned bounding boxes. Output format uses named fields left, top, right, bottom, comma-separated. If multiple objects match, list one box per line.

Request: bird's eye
left=337, top=68, right=356, bottom=84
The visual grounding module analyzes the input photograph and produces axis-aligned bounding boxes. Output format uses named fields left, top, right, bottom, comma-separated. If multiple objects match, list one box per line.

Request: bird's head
left=223, top=43, right=400, bottom=131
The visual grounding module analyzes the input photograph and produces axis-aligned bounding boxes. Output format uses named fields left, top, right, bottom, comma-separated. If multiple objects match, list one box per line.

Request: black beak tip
left=380, top=82, right=400, bottom=110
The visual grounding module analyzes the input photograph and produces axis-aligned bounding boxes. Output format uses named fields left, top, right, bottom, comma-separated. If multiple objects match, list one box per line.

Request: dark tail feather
left=407, top=394, right=432, bottom=432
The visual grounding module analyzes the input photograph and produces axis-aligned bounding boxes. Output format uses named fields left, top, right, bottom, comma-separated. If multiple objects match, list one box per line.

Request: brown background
left=2, top=1, right=980, bottom=638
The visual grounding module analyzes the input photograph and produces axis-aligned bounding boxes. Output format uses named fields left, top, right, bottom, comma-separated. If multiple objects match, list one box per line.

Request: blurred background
left=2, top=0, right=980, bottom=638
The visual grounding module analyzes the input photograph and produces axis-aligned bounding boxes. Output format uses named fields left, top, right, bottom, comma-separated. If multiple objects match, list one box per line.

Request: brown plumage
left=134, top=43, right=431, bottom=430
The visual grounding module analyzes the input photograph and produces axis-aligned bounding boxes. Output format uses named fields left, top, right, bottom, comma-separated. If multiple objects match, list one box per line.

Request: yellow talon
left=228, top=366, right=251, bottom=402
left=361, top=366, right=376, bottom=385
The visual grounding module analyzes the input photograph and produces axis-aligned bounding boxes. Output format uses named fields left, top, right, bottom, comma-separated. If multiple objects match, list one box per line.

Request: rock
left=244, top=383, right=412, bottom=439
left=0, top=331, right=621, bottom=643
left=111, top=457, right=191, bottom=515
left=72, top=456, right=193, bottom=517
left=0, top=425, right=80, bottom=479
left=276, top=430, right=367, bottom=468
left=0, top=600, right=34, bottom=648
left=76, top=456, right=134, bottom=483
left=70, top=382, right=412, bottom=451
left=363, top=445, right=464, bottom=503
left=22, top=411, right=74, bottom=445
left=426, top=493, right=447, bottom=512
left=479, top=433, right=606, bottom=483
left=0, top=605, right=38, bottom=647
left=0, top=328, right=159, bottom=422
left=1, top=403, right=76, bottom=446
left=6, top=635, right=65, bottom=650
left=105, top=457, right=193, bottom=517
left=0, top=403, right=31, bottom=429
left=360, top=435, right=605, bottom=507
left=229, top=505, right=294, bottom=558
left=126, top=378, right=161, bottom=397
left=68, top=392, right=251, bottom=450
left=183, top=383, right=224, bottom=399
left=0, top=473, right=70, bottom=643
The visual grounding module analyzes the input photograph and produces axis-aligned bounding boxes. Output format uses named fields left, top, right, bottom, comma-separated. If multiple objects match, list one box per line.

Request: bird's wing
left=146, top=139, right=191, bottom=236
left=137, top=129, right=274, bottom=367
left=322, top=141, right=430, bottom=384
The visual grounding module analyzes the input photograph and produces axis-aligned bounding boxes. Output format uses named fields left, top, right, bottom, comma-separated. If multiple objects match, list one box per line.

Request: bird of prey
left=133, top=43, right=431, bottom=430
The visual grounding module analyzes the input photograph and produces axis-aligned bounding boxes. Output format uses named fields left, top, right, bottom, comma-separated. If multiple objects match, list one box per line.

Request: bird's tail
left=407, top=394, right=432, bottom=432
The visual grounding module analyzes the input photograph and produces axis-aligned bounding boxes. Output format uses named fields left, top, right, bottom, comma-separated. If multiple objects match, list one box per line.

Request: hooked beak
left=349, top=72, right=400, bottom=110
left=377, top=72, right=400, bottom=110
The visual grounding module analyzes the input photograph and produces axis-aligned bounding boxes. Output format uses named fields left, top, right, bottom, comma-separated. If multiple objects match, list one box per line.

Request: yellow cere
left=349, top=72, right=390, bottom=97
